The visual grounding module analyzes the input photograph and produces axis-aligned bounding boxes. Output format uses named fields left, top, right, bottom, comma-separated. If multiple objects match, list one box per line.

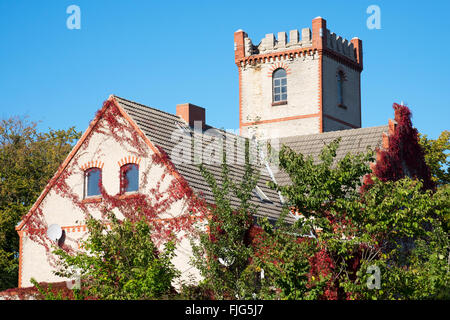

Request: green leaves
left=52, top=213, right=179, bottom=300
left=418, top=131, right=450, bottom=186
left=0, top=116, right=80, bottom=291
left=191, top=138, right=260, bottom=299
left=264, top=137, right=449, bottom=300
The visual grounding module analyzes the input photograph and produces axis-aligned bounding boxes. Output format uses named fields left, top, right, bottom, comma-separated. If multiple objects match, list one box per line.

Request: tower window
left=337, top=71, right=345, bottom=107
left=120, top=163, right=139, bottom=193
left=84, top=167, right=102, bottom=198
left=273, top=68, right=287, bottom=103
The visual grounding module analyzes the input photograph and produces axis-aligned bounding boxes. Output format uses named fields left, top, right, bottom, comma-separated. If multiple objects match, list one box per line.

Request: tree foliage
left=257, top=139, right=449, bottom=300
left=52, top=212, right=179, bottom=300
left=190, top=139, right=260, bottom=299
left=0, top=117, right=80, bottom=290
left=418, top=130, right=449, bottom=186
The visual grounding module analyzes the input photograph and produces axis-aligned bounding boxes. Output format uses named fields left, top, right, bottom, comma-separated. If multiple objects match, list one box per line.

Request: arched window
left=337, top=71, right=344, bottom=106
left=120, top=163, right=139, bottom=193
left=84, top=167, right=102, bottom=198
left=273, top=68, right=287, bottom=103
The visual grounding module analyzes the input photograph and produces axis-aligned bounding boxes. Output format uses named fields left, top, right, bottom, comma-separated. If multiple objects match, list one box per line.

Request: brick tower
left=234, top=17, right=363, bottom=139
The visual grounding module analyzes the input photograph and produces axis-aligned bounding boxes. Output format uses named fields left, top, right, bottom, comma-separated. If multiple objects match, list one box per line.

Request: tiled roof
left=115, top=95, right=387, bottom=221
left=272, top=126, right=388, bottom=186
left=114, top=96, right=285, bottom=222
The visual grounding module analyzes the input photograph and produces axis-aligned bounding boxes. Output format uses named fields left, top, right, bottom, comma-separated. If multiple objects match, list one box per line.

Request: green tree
left=261, top=139, right=449, bottom=299
left=418, top=131, right=450, bottom=232
left=52, top=212, right=179, bottom=300
left=190, top=139, right=260, bottom=299
left=254, top=139, right=373, bottom=299
left=418, top=130, right=450, bottom=186
left=0, top=117, right=80, bottom=290
left=342, top=177, right=449, bottom=299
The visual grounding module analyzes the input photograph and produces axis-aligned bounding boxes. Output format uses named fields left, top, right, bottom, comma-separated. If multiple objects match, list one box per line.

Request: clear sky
left=0, top=0, right=449, bottom=139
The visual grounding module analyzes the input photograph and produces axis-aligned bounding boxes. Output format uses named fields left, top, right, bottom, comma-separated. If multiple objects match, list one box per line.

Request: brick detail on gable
left=80, top=160, right=104, bottom=171
left=118, top=156, right=141, bottom=167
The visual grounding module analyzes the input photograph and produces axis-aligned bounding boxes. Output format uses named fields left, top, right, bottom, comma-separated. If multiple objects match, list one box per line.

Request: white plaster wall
left=20, top=113, right=202, bottom=288
left=240, top=53, right=320, bottom=128
left=322, top=55, right=361, bottom=129
left=242, top=116, right=320, bottom=140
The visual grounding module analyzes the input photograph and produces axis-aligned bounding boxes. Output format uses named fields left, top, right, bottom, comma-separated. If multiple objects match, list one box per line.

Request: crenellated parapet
left=326, top=29, right=356, bottom=61
left=234, top=17, right=363, bottom=70
left=234, top=28, right=313, bottom=59
left=256, top=28, right=313, bottom=54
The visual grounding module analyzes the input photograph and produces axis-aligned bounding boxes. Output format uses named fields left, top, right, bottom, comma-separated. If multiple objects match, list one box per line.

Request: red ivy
left=365, top=103, right=434, bottom=190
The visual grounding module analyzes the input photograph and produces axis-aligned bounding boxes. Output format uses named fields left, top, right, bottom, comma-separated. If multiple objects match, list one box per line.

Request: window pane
left=273, top=68, right=287, bottom=78
left=123, top=164, right=139, bottom=192
left=338, top=72, right=344, bottom=104
left=86, top=168, right=101, bottom=197
left=281, top=86, right=287, bottom=93
left=274, top=87, right=280, bottom=94
left=274, top=79, right=280, bottom=86
left=281, top=78, right=287, bottom=85
left=274, top=95, right=280, bottom=102
left=281, top=94, right=287, bottom=101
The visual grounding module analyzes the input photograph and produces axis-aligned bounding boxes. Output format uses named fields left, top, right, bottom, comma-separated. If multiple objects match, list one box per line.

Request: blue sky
left=0, top=0, right=449, bottom=139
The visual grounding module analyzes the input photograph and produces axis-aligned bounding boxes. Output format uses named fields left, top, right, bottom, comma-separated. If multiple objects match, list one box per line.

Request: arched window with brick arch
left=84, top=167, right=102, bottom=198
left=120, top=163, right=139, bottom=194
left=272, top=68, right=287, bottom=103
left=337, top=70, right=345, bottom=107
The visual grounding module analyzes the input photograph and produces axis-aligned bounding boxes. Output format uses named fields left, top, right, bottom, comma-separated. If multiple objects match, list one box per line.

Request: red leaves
left=27, top=98, right=209, bottom=262
left=365, top=103, right=434, bottom=191
left=307, top=248, right=338, bottom=300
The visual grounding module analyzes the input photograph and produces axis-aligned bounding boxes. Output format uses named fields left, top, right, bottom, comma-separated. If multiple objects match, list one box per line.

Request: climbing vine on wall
left=23, top=98, right=208, bottom=267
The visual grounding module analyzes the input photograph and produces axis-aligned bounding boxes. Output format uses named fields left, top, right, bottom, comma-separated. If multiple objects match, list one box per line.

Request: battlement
left=234, top=17, right=362, bottom=68
left=325, top=29, right=356, bottom=61
left=241, top=28, right=313, bottom=56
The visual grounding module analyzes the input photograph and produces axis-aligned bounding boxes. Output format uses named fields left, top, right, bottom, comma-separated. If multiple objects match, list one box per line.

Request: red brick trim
left=271, top=101, right=288, bottom=107
left=382, top=132, right=390, bottom=149
left=241, top=113, right=320, bottom=127
left=236, top=47, right=318, bottom=67
left=318, top=50, right=324, bottom=133
left=17, top=230, right=23, bottom=288
left=16, top=95, right=191, bottom=232
left=15, top=100, right=111, bottom=232
left=118, top=156, right=141, bottom=167
left=62, top=225, right=88, bottom=233
left=350, top=37, right=363, bottom=69
left=238, top=66, right=243, bottom=134
left=234, top=30, right=246, bottom=61
left=80, top=160, right=104, bottom=171
left=388, top=118, right=397, bottom=135
left=236, top=49, right=361, bottom=74
left=236, top=46, right=362, bottom=72
left=267, top=62, right=291, bottom=77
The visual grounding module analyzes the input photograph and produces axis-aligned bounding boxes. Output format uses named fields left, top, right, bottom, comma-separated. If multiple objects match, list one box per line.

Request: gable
left=115, top=96, right=285, bottom=222
left=15, top=96, right=189, bottom=232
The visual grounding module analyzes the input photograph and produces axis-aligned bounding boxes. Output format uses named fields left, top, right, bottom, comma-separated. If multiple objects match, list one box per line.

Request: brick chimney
left=176, top=103, right=206, bottom=129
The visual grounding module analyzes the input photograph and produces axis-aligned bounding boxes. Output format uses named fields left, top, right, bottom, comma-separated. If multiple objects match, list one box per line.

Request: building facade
left=7, top=17, right=432, bottom=295
left=235, top=17, right=363, bottom=139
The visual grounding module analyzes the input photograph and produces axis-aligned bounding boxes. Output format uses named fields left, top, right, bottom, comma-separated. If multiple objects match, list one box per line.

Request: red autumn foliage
left=0, top=281, right=87, bottom=300
left=23, top=98, right=209, bottom=272
left=365, top=103, right=434, bottom=190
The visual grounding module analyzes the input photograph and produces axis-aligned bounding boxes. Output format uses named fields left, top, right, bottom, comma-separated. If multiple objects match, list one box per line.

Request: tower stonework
left=235, top=17, right=363, bottom=139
